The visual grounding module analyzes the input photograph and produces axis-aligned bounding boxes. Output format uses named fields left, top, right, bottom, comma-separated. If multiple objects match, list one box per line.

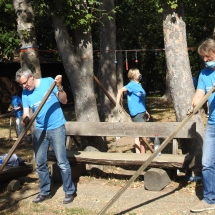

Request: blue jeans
left=33, top=125, right=75, bottom=195
left=202, top=124, right=215, bottom=204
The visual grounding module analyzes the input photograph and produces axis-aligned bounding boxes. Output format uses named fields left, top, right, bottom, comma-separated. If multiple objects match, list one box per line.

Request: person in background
left=116, top=68, right=150, bottom=153
left=189, top=38, right=215, bottom=213
left=15, top=67, right=76, bottom=204
left=2, top=94, right=26, bottom=143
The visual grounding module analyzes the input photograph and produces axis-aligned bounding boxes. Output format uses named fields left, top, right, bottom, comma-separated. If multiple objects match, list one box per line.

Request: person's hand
left=116, top=103, right=123, bottom=112
left=54, top=75, right=63, bottom=89
left=145, top=111, right=150, bottom=121
left=187, top=105, right=194, bottom=116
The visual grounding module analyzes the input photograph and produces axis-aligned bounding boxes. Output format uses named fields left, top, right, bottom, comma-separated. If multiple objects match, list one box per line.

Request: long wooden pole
left=0, top=81, right=56, bottom=172
left=98, top=85, right=215, bottom=215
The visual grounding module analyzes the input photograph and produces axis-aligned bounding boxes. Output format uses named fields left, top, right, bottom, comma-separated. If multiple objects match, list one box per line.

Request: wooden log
left=144, top=168, right=171, bottom=191
left=65, top=122, right=196, bottom=138
left=48, top=151, right=195, bottom=170
left=0, top=163, right=33, bottom=182
left=7, top=179, right=20, bottom=192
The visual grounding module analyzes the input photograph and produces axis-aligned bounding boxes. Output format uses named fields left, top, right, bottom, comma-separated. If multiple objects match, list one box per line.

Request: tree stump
left=144, top=168, right=171, bottom=191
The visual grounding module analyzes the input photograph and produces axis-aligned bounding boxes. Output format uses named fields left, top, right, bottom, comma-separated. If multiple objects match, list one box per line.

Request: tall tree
left=13, top=0, right=41, bottom=78
left=163, top=0, right=204, bottom=175
left=51, top=0, right=107, bottom=151
left=99, top=0, right=117, bottom=121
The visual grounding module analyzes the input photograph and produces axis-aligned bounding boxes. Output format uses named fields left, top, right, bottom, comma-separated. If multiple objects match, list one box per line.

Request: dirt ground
left=0, top=98, right=210, bottom=215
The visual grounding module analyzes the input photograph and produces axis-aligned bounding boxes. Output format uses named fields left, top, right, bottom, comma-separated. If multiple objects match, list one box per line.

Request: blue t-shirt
left=11, top=96, right=23, bottom=117
left=22, top=77, right=66, bottom=130
left=125, top=81, right=146, bottom=116
left=197, top=67, right=215, bottom=124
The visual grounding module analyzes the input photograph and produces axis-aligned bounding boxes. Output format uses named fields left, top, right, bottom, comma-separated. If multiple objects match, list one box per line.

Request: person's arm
left=145, top=111, right=150, bottom=121
left=116, top=87, right=127, bottom=112
left=55, top=75, right=68, bottom=104
left=13, top=103, right=22, bottom=111
left=191, top=89, right=205, bottom=107
left=187, top=89, right=205, bottom=115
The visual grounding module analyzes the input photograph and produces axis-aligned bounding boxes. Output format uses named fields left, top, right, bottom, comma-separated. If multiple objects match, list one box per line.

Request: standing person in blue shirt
left=15, top=67, right=76, bottom=204
left=116, top=68, right=150, bottom=153
left=189, top=38, right=215, bottom=213
left=2, top=94, right=25, bottom=142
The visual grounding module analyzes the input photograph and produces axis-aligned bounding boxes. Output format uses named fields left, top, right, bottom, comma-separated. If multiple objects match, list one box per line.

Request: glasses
left=19, top=76, right=30, bottom=87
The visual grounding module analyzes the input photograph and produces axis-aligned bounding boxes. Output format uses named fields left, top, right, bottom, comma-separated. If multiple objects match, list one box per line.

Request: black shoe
left=63, top=192, right=77, bottom=204
left=32, top=194, right=52, bottom=203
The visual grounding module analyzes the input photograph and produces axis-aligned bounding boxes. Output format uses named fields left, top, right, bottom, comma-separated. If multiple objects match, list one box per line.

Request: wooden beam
left=65, top=121, right=196, bottom=138
left=0, top=163, right=33, bottom=182
left=48, top=151, right=194, bottom=169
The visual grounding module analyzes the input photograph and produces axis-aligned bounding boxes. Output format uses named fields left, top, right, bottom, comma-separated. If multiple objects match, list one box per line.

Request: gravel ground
left=1, top=170, right=212, bottom=215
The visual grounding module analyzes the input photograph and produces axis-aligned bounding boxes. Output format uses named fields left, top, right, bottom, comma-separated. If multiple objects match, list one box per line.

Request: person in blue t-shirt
left=116, top=68, right=150, bottom=153
left=15, top=67, right=76, bottom=205
left=2, top=94, right=25, bottom=139
left=189, top=38, right=215, bottom=213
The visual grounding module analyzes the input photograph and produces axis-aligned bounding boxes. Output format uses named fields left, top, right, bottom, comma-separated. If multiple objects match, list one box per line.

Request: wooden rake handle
left=0, top=81, right=56, bottom=173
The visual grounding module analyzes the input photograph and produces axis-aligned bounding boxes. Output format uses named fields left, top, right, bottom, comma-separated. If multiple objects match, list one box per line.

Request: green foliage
left=0, top=0, right=20, bottom=62
left=0, top=0, right=214, bottom=90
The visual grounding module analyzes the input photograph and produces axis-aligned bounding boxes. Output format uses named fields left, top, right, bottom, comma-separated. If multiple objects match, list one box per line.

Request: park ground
left=0, top=97, right=211, bottom=215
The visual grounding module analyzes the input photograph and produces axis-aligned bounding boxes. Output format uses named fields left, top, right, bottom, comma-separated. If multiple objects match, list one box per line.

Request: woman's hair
left=198, top=38, right=215, bottom=56
left=127, top=68, right=140, bottom=80
left=15, top=67, right=32, bottom=82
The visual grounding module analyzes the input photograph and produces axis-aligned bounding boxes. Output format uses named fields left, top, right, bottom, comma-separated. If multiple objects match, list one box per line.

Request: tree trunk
left=99, top=0, right=117, bottom=121
left=51, top=5, right=107, bottom=152
left=13, top=0, right=41, bottom=78
left=163, top=0, right=204, bottom=175
left=116, top=43, right=124, bottom=90
left=161, top=71, right=172, bottom=102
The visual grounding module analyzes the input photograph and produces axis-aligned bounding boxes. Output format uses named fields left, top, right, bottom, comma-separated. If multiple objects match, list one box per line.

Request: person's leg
left=16, top=116, right=26, bottom=144
left=33, top=128, right=51, bottom=196
left=132, top=112, right=146, bottom=154
left=16, top=117, right=21, bottom=137
left=190, top=124, right=215, bottom=212
left=134, top=137, right=141, bottom=153
left=202, top=124, right=215, bottom=204
left=139, top=137, right=146, bottom=153
left=47, top=125, right=75, bottom=195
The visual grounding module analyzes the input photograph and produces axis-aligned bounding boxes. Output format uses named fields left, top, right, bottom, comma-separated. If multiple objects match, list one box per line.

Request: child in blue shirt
left=2, top=94, right=25, bottom=139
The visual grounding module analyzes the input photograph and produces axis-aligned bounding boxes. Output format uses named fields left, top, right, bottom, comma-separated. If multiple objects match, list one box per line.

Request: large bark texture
left=13, top=0, right=41, bottom=78
left=52, top=12, right=107, bottom=151
left=99, top=0, right=117, bottom=121
left=163, top=1, right=204, bottom=175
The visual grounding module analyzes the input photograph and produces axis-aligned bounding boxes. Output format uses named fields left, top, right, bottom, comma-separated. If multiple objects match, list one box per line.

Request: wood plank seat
left=48, top=121, right=196, bottom=171
left=48, top=151, right=195, bottom=170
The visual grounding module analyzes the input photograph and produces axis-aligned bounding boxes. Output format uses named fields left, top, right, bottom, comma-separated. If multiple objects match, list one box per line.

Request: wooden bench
left=48, top=121, right=196, bottom=171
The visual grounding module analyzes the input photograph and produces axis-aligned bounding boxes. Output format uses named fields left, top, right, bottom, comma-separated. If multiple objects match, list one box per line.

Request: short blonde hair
left=127, top=68, right=140, bottom=80
left=198, top=38, right=215, bottom=56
